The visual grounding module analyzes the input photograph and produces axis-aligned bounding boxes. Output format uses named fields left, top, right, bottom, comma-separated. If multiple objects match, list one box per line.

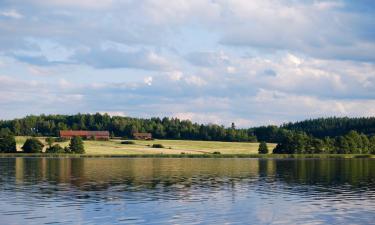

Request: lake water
left=0, top=158, right=374, bottom=225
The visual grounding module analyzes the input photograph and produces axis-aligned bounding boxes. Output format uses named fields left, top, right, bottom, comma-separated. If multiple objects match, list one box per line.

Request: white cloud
left=167, top=70, right=183, bottom=81
left=73, top=48, right=172, bottom=70
left=144, top=76, right=153, bottom=86
left=313, top=1, right=344, bottom=10
left=184, top=75, right=206, bottom=86
left=0, top=9, right=23, bottom=19
left=28, top=0, right=114, bottom=9
left=98, top=111, right=126, bottom=117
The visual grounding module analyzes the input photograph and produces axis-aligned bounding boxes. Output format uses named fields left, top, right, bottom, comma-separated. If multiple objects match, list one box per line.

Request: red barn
left=60, top=130, right=110, bottom=140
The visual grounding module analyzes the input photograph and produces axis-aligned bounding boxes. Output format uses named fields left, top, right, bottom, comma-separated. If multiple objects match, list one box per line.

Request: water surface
left=0, top=158, right=374, bottom=224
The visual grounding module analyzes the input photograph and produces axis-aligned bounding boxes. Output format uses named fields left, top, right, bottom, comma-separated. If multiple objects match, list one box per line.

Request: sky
left=0, top=0, right=375, bottom=127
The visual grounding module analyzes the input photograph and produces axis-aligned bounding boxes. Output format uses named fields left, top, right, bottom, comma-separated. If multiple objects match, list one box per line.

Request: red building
left=60, top=130, right=110, bottom=140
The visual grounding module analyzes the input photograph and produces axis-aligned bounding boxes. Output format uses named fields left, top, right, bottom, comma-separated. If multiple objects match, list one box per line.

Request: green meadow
left=15, top=136, right=276, bottom=155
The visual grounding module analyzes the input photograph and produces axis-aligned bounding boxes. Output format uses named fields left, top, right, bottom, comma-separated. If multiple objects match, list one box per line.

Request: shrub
left=46, top=144, right=65, bottom=153
left=258, top=141, right=269, bottom=154
left=69, top=136, right=85, bottom=154
left=64, top=146, right=71, bottom=153
left=22, top=138, right=44, bottom=153
left=0, top=135, right=17, bottom=153
left=152, top=144, right=164, bottom=148
left=212, top=151, right=221, bottom=154
left=121, top=140, right=135, bottom=145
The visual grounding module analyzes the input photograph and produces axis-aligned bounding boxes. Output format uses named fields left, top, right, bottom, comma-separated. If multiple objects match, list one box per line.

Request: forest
left=0, top=114, right=375, bottom=154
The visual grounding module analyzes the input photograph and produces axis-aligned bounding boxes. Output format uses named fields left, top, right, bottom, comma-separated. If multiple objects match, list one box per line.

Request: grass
left=10, top=137, right=374, bottom=158
left=1, top=152, right=374, bottom=159
left=15, top=136, right=277, bottom=155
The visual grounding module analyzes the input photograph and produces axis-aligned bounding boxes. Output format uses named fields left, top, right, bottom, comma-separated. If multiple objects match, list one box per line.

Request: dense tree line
left=282, top=117, right=375, bottom=138
left=273, top=130, right=375, bottom=154
left=0, top=113, right=257, bottom=142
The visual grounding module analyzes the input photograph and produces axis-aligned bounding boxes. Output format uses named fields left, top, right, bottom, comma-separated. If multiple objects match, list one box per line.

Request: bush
left=258, top=141, right=269, bottom=154
left=152, top=144, right=164, bottom=148
left=121, top=140, right=135, bottom=145
left=64, top=146, right=71, bottom=153
left=22, top=138, right=44, bottom=153
left=69, top=136, right=85, bottom=154
left=212, top=151, right=221, bottom=154
left=46, top=144, right=65, bottom=153
left=0, top=135, right=17, bottom=153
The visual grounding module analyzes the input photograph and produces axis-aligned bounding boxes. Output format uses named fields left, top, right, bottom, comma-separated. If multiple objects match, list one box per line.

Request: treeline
left=273, top=130, right=375, bottom=154
left=0, top=113, right=257, bottom=142
left=1, top=114, right=375, bottom=154
left=282, top=117, right=375, bottom=138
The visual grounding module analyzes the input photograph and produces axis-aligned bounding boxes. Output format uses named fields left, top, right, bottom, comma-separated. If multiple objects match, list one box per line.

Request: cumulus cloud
left=0, top=0, right=375, bottom=124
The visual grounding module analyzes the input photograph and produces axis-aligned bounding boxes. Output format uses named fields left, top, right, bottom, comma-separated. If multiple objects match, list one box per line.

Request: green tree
left=369, top=136, right=375, bottom=154
left=22, top=138, right=44, bottom=153
left=0, top=128, right=12, bottom=136
left=46, top=144, right=65, bottom=153
left=335, top=136, right=350, bottom=154
left=0, top=135, right=17, bottom=153
left=69, top=136, right=85, bottom=154
left=258, top=141, right=269, bottom=154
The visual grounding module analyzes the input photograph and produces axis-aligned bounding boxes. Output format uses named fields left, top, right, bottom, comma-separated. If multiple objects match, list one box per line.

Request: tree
left=22, top=138, right=44, bottom=153
left=0, top=135, right=17, bottom=153
left=258, top=141, right=269, bottom=154
left=69, top=136, right=85, bottom=154
left=0, top=128, right=12, bottom=137
left=46, top=144, right=65, bottom=153
left=334, top=136, right=350, bottom=154
left=369, top=136, right=375, bottom=154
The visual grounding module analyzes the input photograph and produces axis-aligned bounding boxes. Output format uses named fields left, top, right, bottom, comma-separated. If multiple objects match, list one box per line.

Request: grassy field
left=15, top=136, right=276, bottom=155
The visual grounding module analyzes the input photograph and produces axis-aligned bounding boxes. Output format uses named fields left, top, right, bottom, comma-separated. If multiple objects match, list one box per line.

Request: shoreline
left=0, top=153, right=374, bottom=159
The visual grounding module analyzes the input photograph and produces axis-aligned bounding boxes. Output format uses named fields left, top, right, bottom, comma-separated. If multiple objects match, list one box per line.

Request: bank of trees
left=0, top=113, right=257, bottom=142
left=2, top=114, right=375, bottom=143
left=273, top=130, right=375, bottom=154
left=282, top=117, right=375, bottom=138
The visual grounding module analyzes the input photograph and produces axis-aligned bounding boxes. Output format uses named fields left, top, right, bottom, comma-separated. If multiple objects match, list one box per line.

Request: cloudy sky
left=0, top=0, right=375, bottom=127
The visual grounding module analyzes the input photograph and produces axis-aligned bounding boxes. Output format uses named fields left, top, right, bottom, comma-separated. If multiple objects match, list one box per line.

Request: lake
left=0, top=158, right=374, bottom=224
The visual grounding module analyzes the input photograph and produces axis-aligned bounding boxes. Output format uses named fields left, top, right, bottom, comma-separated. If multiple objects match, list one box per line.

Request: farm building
left=133, top=132, right=152, bottom=140
left=60, top=130, right=110, bottom=140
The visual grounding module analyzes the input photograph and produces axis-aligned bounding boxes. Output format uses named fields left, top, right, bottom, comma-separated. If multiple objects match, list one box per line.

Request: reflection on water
left=0, top=158, right=374, bottom=224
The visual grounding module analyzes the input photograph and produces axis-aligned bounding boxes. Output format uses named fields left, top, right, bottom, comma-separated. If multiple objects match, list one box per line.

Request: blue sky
left=0, top=0, right=375, bottom=127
